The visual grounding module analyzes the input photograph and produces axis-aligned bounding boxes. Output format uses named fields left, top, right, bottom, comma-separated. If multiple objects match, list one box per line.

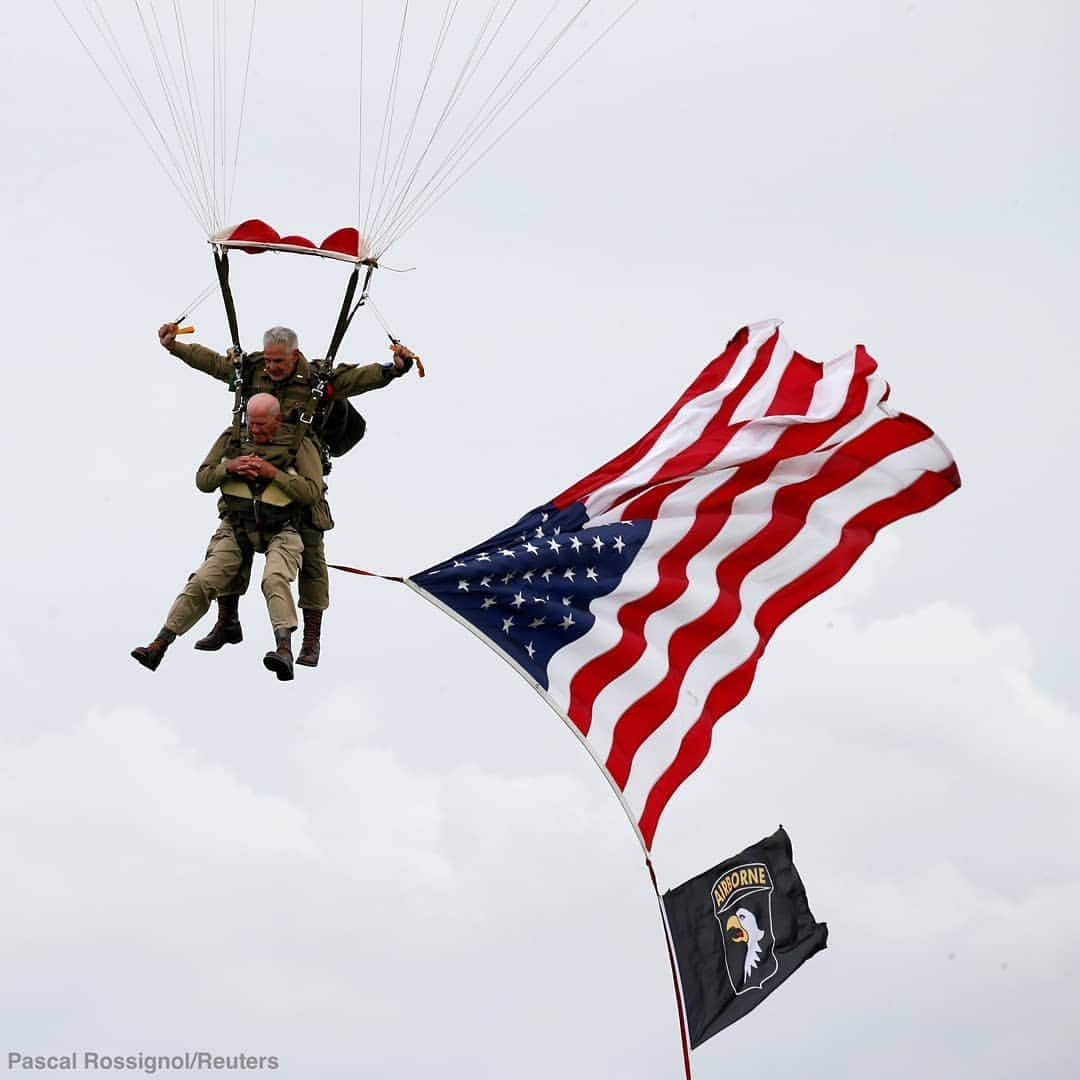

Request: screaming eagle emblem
left=711, top=862, right=779, bottom=994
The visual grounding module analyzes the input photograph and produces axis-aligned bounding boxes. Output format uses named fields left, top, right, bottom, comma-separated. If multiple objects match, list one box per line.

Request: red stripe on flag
left=600, top=416, right=935, bottom=787
left=551, top=326, right=754, bottom=509
left=594, top=331, right=783, bottom=520
left=766, top=347, right=832, bottom=417
left=614, top=344, right=830, bottom=522
left=635, top=464, right=961, bottom=847
left=638, top=331, right=780, bottom=488
left=566, top=349, right=876, bottom=738
left=611, top=341, right=843, bottom=522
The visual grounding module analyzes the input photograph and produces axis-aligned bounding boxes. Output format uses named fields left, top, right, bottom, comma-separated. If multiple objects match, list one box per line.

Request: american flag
left=409, top=320, right=960, bottom=849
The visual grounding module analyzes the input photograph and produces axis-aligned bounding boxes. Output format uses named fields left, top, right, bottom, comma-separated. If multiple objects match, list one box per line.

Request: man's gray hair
left=264, top=326, right=298, bottom=351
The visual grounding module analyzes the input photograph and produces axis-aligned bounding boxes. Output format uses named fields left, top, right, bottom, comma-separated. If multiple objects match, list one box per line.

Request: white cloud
left=3, top=585, right=1077, bottom=1077
left=4, top=1, right=1078, bottom=1075
left=660, top=589, right=1079, bottom=1078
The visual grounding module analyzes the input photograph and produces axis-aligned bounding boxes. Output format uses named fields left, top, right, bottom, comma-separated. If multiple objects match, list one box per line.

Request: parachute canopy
left=210, top=221, right=374, bottom=264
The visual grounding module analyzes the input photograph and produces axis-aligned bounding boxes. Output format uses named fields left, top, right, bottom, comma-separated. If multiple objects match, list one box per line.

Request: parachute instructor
left=157, top=322, right=417, bottom=667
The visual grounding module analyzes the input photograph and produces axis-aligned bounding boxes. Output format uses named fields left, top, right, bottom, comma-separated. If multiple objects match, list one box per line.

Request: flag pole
left=647, top=856, right=694, bottom=1080
left=332, top=569, right=695, bottom=1076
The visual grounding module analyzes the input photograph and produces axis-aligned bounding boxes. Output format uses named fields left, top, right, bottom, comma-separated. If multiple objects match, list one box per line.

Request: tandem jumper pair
left=131, top=221, right=420, bottom=680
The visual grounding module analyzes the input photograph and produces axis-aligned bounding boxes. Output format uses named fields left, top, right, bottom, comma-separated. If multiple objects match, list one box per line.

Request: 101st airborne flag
left=662, top=827, right=828, bottom=1045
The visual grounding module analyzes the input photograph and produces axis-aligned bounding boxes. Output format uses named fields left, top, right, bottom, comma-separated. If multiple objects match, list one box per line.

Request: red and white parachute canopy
left=210, top=220, right=374, bottom=265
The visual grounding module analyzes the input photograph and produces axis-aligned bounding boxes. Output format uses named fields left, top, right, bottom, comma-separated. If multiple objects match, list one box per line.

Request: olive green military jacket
left=196, top=428, right=323, bottom=507
left=168, top=340, right=393, bottom=423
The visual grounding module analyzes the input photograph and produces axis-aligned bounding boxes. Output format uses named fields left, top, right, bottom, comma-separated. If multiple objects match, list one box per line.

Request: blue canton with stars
left=411, top=502, right=652, bottom=690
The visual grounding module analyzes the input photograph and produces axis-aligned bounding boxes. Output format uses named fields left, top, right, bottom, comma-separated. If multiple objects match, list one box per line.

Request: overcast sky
left=3, top=2, right=1078, bottom=1077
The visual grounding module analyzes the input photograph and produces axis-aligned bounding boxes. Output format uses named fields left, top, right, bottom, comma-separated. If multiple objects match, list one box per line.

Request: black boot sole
left=263, top=651, right=294, bottom=681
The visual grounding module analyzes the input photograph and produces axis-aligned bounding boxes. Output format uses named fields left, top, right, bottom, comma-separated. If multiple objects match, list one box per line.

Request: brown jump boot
left=263, top=628, right=295, bottom=682
left=131, top=628, right=177, bottom=672
left=194, top=595, right=243, bottom=651
left=296, top=608, right=323, bottom=668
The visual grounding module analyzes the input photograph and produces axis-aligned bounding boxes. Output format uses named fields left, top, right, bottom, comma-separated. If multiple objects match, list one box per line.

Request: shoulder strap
left=228, top=352, right=263, bottom=451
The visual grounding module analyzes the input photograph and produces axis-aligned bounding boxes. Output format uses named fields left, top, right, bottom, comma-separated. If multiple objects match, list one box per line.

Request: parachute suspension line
left=368, top=297, right=426, bottom=378
left=379, top=1, right=411, bottom=197
left=138, top=0, right=214, bottom=227
left=132, top=0, right=215, bottom=230
left=364, top=0, right=460, bottom=245
left=365, top=0, right=510, bottom=250
left=369, top=0, right=560, bottom=252
left=362, top=0, right=506, bottom=246
left=211, top=0, right=230, bottom=225
left=228, top=0, right=257, bottom=222
left=369, top=0, right=598, bottom=257
left=376, top=0, right=642, bottom=257
left=366, top=0, right=514, bottom=251
left=170, top=0, right=215, bottom=229
left=219, top=0, right=230, bottom=224
left=210, top=1, right=219, bottom=224
left=59, top=1, right=255, bottom=232
left=174, top=280, right=218, bottom=323
left=367, top=297, right=395, bottom=340
left=54, top=0, right=210, bottom=232
left=360, top=0, right=369, bottom=234
left=210, top=0, right=223, bottom=225
left=373, top=0, right=597, bottom=253
left=361, top=2, right=411, bottom=245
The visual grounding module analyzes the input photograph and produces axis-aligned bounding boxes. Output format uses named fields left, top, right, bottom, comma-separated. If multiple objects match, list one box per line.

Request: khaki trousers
left=164, top=521, right=303, bottom=635
left=219, top=520, right=329, bottom=611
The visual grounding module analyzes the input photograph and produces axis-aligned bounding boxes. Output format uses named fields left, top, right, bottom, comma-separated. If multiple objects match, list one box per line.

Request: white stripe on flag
left=618, top=434, right=951, bottom=819
left=578, top=455, right=833, bottom=766
left=580, top=321, right=779, bottom=518
left=728, top=334, right=793, bottom=424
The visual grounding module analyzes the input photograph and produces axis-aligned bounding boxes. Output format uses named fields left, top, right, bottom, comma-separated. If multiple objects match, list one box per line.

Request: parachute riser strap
left=324, top=266, right=362, bottom=369
left=213, top=247, right=243, bottom=354
left=290, top=263, right=376, bottom=457
left=324, top=263, right=377, bottom=371
left=214, top=247, right=247, bottom=449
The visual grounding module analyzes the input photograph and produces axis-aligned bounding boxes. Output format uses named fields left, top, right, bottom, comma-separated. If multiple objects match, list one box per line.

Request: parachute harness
left=207, top=246, right=419, bottom=470
left=290, top=261, right=377, bottom=465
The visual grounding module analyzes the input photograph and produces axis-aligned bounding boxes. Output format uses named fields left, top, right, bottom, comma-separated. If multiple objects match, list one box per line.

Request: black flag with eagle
left=662, top=826, right=827, bottom=1045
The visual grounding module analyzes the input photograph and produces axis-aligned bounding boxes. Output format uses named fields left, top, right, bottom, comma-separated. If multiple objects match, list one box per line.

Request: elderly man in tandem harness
left=156, top=320, right=416, bottom=667
left=132, top=393, right=327, bottom=680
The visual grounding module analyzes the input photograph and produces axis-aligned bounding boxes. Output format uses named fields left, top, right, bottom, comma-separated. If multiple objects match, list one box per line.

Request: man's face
left=263, top=341, right=299, bottom=383
left=247, top=409, right=281, bottom=444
